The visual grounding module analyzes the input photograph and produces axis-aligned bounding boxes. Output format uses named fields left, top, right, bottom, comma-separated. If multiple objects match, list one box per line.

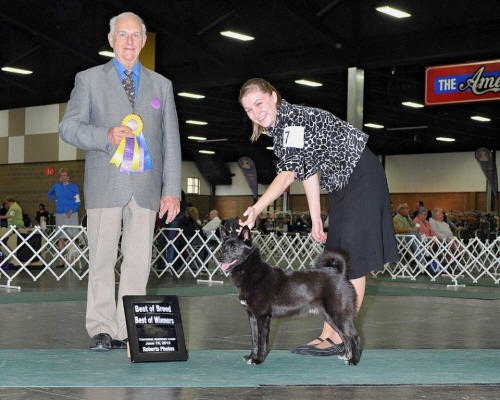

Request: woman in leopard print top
left=239, top=78, right=399, bottom=357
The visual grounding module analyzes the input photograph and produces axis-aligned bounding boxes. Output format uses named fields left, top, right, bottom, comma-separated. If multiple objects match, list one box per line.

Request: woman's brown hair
left=239, top=78, right=282, bottom=142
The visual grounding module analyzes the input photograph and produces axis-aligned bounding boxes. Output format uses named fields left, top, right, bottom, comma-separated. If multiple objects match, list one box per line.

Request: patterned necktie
left=122, top=70, right=135, bottom=106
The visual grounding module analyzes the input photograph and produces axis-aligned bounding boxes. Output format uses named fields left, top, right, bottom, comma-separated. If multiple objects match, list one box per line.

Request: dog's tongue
left=220, top=259, right=238, bottom=271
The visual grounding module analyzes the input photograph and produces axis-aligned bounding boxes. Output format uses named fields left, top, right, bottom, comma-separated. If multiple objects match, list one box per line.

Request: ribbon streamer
left=109, top=114, right=152, bottom=174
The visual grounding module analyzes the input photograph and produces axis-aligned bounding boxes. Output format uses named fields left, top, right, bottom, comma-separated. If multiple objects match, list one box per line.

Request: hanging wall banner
left=425, top=60, right=500, bottom=105
left=475, top=148, right=498, bottom=197
left=237, top=156, right=258, bottom=199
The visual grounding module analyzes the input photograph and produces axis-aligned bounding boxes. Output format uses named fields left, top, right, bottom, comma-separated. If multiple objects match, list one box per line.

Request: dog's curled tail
left=316, top=249, right=349, bottom=275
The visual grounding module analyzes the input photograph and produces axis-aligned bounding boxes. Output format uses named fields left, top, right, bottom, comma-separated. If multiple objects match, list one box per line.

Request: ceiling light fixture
left=186, top=120, right=208, bottom=125
left=98, top=50, right=115, bottom=58
left=178, top=92, right=205, bottom=99
left=1, top=66, right=33, bottom=75
left=471, top=115, right=491, bottom=122
left=376, top=6, right=411, bottom=19
left=364, top=123, right=384, bottom=129
left=187, top=136, right=207, bottom=141
left=266, top=146, right=274, bottom=151
left=199, top=150, right=215, bottom=154
left=295, top=79, right=323, bottom=87
left=220, top=30, right=254, bottom=41
left=436, top=136, right=455, bottom=142
left=402, top=101, right=424, bottom=108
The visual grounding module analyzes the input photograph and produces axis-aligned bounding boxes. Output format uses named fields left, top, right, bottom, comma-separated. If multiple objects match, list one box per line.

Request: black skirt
left=326, top=147, right=399, bottom=279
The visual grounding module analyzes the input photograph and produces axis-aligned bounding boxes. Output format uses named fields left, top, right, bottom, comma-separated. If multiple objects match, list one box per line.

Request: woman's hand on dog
left=240, top=206, right=257, bottom=229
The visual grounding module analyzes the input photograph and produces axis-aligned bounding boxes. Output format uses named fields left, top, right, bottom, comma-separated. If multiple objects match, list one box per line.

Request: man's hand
left=107, top=125, right=135, bottom=146
left=159, top=196, right=180, bottom=224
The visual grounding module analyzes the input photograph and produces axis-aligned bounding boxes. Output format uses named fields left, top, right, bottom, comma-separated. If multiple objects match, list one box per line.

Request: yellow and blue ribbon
left=110, top=114, right=152, bottom=174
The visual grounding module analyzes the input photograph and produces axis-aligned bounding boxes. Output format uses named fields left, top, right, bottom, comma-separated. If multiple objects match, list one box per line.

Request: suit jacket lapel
left=104, top=60, right=134, bottom=110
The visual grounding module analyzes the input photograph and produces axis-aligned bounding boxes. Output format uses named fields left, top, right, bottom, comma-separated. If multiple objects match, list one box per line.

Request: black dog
left=219, top=226, right=361, bottom=365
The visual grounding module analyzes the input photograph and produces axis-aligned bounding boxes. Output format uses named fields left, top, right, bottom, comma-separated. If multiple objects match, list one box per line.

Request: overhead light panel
left=376, top=6, right=411, bottom=19
left=295, top=79, right=323, bottom=87
left=199, top=150, right=215, bottom=154
left=188, top=136, right=207, bottom=141
left=178, top=92, right=205, bottom=99
left=220, top=30, right=254, bottom=41
left=186, top=120, right=208, bottom=125
left=266, top=146, right=274, bottom=151
left=402, top=101, right=424, bottom=108
left=1, top=66, right=33, bottom=75
left=364, top=123, right=384, bottom=129
left=98, top=50, right=115, bottom=58
left=471, top=115, right=491, bottom=122
left=436, top=136, right=455, bottom=142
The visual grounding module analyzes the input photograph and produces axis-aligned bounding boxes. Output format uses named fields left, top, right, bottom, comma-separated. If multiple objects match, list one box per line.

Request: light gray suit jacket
left=59, top=61, right=181, bottom=211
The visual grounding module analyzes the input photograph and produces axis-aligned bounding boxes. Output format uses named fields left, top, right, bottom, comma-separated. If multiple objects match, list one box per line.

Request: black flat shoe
left=90, top=333, right=112, bottom=351
left=290, top=337, right=325, bottom=354
left=111, top=338, right=128, bottom=349
left=293, top=338, right=345, bottom=357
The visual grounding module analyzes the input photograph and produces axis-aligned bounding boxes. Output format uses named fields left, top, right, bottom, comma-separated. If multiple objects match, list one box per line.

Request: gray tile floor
left=1, top=272, right=499, bottom=399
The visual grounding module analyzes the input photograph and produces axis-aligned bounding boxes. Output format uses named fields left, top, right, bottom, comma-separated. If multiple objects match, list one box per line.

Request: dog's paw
left=243, top=354, right=256, bottom=364
left=242, top=354, right=262, bottom=365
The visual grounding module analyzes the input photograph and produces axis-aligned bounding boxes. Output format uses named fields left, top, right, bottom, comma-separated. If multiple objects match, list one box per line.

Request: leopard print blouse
left=267, top=100, right=368, bottom=192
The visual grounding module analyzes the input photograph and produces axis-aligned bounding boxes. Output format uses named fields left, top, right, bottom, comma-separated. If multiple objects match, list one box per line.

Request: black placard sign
left=123, top=295, right=188, bottom=362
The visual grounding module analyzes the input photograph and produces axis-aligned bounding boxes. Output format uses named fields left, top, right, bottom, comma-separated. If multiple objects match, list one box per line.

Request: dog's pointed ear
left=238, top=226, right=252, bottom=243
left=220, top=225, right=230, bottom=239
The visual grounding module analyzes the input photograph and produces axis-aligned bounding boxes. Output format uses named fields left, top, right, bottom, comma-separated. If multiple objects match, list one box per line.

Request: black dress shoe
left=111, top=338, right=128, bottom=349
left=90, top=333, right=112, bottom=351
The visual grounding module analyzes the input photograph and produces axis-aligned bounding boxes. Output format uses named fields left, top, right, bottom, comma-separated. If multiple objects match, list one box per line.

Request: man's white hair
left=109, top=11, right=146, bottom=36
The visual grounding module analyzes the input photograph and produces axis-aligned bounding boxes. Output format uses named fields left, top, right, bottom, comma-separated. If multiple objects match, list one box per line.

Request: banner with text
left=425, top=60, right=500, bottom=105
left=238, top=156, right=258, bottom=199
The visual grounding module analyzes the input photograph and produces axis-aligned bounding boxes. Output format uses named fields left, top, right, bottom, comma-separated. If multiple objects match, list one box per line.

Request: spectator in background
left=0, top=196, right=25, bottom=228
left=412, top=200, right=424, bottom=219
left=413, top=207, right=435, bottom=238
left=429, top=208, right=454, bottom=240
left=393, top=203, right=419, bottom=234
left=187, top=205, right=201, bottom=226
left=48, top=168, right=81, bottom=266
left=202, top=209, right=222, bottom=236
left=34, top=203, right=50, bottom=227
left=0, top=202, right=7, bottom=228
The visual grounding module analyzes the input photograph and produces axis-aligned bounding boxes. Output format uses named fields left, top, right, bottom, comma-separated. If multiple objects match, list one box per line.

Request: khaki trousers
left=86, top=196, right=156, bottom=340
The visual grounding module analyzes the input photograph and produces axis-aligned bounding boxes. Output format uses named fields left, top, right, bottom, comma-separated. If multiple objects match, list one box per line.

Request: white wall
left=385, top=152, right=496, bottom=193
left=183, top=151, right=498, bottom=196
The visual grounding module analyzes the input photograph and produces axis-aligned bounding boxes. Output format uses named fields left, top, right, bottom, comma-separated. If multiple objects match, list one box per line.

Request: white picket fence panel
left=1, top=226, right=499, bottom=290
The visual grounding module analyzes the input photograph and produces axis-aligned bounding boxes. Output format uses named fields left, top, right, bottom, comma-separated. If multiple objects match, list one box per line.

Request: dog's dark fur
left=219, top=225, right=361, bottom=365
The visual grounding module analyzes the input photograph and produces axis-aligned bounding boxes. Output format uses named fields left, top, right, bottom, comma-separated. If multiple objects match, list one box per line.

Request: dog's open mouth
left=220, top=259, right=238, bottom=271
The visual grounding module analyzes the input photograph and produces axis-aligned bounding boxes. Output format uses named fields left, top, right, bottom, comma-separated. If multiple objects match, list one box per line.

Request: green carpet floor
left=0, top=349, right=498, bottom=387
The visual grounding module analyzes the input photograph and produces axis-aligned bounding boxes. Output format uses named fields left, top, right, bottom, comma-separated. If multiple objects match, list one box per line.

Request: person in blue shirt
left=48, top=168, right=81, bottom=266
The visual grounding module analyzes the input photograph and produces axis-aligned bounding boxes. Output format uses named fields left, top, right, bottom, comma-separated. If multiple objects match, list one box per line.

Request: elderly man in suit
left=60, top=11, right=181, bottom=351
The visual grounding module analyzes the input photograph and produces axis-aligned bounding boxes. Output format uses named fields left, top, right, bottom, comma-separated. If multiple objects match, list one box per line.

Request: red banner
left=425, top=60, right=500, bottom=105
